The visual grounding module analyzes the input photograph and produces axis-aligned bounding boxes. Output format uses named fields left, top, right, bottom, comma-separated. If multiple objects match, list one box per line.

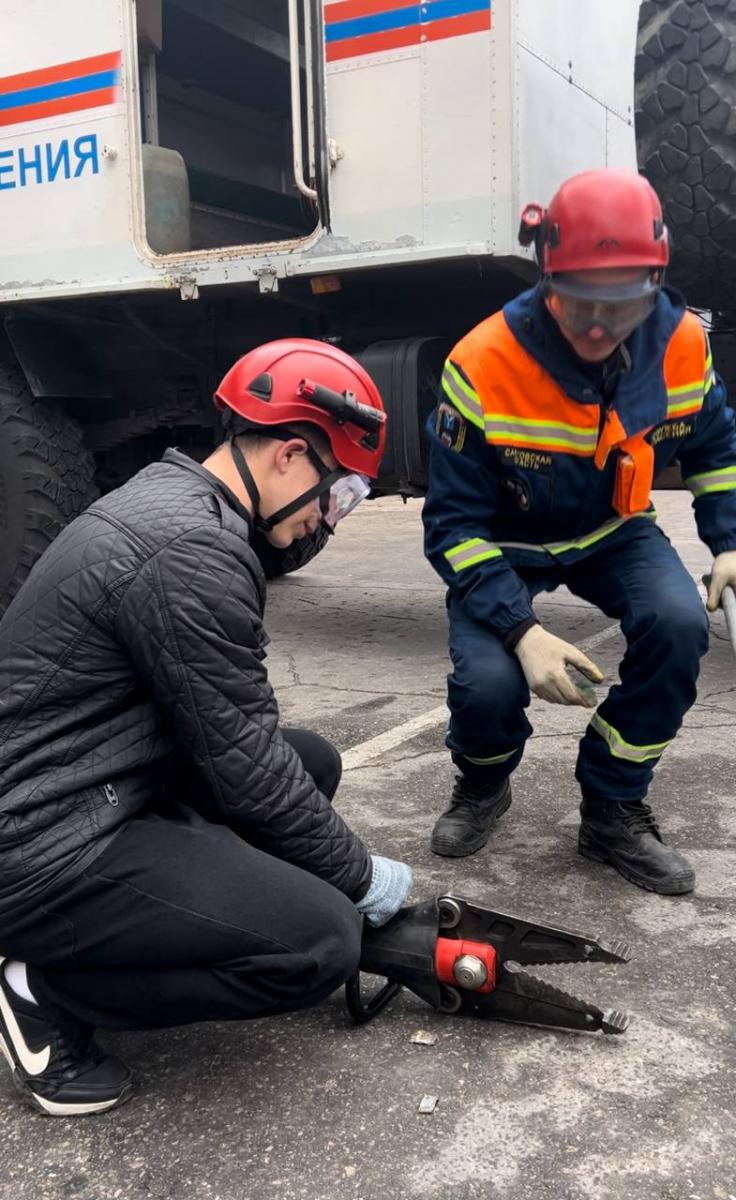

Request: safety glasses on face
left=322, top=473, right=371, bottom=529
left=546, top=271, right=662, bottom=341
left=230, top=432, right=370, bottom=535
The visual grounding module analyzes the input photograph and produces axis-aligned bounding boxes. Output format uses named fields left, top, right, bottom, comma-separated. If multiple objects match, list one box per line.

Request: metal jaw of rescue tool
left=347, top=895, right=632, bottom=1035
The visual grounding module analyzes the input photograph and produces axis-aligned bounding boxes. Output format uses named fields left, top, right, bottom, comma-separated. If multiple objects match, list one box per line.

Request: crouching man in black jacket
left=0, top=339, right=412, bottom=1116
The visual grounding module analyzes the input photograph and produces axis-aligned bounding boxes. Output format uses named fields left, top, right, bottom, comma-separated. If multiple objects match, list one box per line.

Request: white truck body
left=0, top=0, right=640, bottom=303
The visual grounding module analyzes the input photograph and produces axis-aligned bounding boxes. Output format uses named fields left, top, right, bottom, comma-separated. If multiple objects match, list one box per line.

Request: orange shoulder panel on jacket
left=663, top=310, right=707, bottom=420
left=451, top=313, right=599, bottom=457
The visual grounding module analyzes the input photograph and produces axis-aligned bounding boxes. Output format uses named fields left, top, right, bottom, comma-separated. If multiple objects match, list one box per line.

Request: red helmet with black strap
left=215, top=338, right=387, bottom=535
left=216, top=338, right=386, bottom=478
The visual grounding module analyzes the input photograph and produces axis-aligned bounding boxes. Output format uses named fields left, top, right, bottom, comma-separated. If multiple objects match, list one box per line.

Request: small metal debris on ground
left=418, top=1095, right=439, bottom=1114
left=409, top=1030, right=437, bottom=1046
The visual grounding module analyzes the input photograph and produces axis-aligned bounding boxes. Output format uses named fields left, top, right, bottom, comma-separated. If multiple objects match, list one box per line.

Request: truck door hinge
left=178, top=278, right=200, bottom=301
left=255, top=268, right=280, bottom=295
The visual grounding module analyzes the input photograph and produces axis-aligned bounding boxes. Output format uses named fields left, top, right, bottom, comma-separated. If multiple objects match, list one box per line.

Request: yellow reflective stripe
left=485, top=426, right=597, bottom=453
left=685, top=466, right=736, bottom=497
left=466, top=749, right=518, bottom=765
left=485, top=413, right=596, bottom=434
left=704, top=337, right=715, bottom=394
left=441, top=362, right=484, bottom=430
left=666, top=378, right=704, bottom=396
left=666, top=371, right=705, bottom=418
left=497, top=511, right=657, bottom=557
left=591, top=713, right=671, bottom=763
left=486, top=432, right=595, bottom=452
left=445, top=538, right=503, bottom=572
left=484, top=414, right=598, bottom=454
left=485, top=415, right=597, bottom=442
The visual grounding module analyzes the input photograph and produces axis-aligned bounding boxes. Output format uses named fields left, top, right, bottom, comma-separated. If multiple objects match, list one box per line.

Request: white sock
left=4, top=961, right=37, bottom=1004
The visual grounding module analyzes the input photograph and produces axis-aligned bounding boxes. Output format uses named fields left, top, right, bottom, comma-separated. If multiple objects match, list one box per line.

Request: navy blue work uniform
left=423, top=287, right=736, bottom=803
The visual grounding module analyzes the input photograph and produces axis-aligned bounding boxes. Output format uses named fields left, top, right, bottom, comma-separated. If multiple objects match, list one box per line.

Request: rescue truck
left=1, top=0, right=734, bottom=608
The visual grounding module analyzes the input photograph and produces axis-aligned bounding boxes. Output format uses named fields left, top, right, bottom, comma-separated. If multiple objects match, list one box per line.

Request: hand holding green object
left=567, top=664, right=599, bottom=706
left=515, top=625, right=603, bottom=708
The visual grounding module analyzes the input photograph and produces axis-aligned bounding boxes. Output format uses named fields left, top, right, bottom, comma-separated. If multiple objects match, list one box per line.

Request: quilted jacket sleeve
left=115, top=521, right=371, bottom=900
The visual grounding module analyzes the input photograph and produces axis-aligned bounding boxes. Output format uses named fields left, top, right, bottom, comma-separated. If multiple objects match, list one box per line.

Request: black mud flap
left=357, top=338, right=450, bottom=495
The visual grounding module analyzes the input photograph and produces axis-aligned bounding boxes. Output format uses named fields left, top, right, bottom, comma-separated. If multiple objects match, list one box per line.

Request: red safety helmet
left=519, top=168, right=669, bottom=275
left=215, top=338, right=386, bottom=479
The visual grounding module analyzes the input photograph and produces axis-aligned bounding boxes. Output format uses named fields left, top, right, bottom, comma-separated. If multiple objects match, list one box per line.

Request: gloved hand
left=706, top=550, right=736, bottom=612
left=356, top=855, right=413, bottom=927
left=514, top=625, right=604, bottom=708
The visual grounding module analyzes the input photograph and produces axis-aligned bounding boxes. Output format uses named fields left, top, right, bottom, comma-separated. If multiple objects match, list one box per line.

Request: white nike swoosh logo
left=0, top=976, right=51, bottom=1076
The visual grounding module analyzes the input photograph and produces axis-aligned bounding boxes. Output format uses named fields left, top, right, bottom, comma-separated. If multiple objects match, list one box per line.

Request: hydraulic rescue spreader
left=347, top=895, right=632, bottom=1035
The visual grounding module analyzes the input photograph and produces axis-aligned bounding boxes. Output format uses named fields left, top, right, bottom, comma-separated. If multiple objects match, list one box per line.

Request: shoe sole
left=578, top=839, right=695, bottom=896
left=431, top=790, right=512, bottom=858
left=0, top=1032, right=134, bottom=1117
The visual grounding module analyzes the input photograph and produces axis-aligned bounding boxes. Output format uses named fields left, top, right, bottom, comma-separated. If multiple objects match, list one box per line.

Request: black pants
left=1, top=730, right=363, bottom=1031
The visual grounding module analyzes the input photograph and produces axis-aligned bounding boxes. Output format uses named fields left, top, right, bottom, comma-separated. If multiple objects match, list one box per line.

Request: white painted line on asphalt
left=342, top=622, right=620, bottom=772
left=342, top=702, right=449, bottom=771
left=577, top=623, right=622, bottom=652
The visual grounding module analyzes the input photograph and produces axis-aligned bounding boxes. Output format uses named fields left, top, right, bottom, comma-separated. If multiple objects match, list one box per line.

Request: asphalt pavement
left=1, top=492, right=734, bottom=1200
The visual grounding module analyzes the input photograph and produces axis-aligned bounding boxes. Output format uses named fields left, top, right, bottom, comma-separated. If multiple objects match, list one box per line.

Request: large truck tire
left=636, top=0, right=736, bottom=315
left=0, top=363, right=98, bottom=616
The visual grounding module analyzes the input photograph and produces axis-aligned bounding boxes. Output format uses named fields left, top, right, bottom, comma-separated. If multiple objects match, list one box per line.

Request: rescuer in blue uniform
left=423, top=168, right=736, bottom=894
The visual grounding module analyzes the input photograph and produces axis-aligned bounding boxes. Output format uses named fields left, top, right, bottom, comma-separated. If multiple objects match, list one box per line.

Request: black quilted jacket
left=0, top=450, right=371, bottom=921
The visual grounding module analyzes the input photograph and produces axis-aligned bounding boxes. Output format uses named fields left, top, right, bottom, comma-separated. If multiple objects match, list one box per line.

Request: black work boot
left=431, top=776, right=512, bottom=857
left=578, top=798, right=695, bottom=895
left=0, top=960, right=133, bottom=1116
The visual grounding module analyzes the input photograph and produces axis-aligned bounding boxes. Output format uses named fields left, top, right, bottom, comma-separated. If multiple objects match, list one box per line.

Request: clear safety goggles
left=547, top=271, right=661, bottom=341
left=321, top=472, right=372, bottom=529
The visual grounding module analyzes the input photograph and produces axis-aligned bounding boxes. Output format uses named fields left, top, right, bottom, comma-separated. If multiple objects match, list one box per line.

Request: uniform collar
left=502, top=285, right=689, bottom=433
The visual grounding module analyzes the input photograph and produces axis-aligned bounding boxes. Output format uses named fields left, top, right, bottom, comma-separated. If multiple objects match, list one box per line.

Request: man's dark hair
left=222, top=412, right=333, bottom=462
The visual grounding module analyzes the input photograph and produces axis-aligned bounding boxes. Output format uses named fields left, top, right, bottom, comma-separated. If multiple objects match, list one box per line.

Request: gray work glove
left=706, top=550, right=736, bottom=612
left=356, top=855, right=413, bottom=927
left=514, top=625, right=603, bottom=709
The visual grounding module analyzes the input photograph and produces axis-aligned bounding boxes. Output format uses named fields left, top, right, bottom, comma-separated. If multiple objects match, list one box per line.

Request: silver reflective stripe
left=685, top=466, right=736, bottom=497
left=445, top=538, right=503, bottom=572
left=484, top=417, right=597, bottom=451
left=441, top=362, right=484, bottom=429
left=666, top=385, right=704, bottom=416
left=497, top=511, right=657, bottom=558
left=591, top=713, right=671, bottom=763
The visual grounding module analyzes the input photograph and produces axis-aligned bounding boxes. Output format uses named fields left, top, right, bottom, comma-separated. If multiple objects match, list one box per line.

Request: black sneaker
left=431, top=776, right=512, bottom=857
left=0, top=960, right=133, bottom=1116
left=578, top=798, right=695, bottom=895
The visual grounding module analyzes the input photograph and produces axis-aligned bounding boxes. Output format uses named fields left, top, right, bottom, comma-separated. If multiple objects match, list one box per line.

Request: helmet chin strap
left=229, top=435, right=343, bottom=535
left=229, top=437, right=262, bottom=514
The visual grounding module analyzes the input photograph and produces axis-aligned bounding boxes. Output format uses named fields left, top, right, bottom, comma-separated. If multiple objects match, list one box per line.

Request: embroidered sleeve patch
left=436, top=402, right=467, bottom=452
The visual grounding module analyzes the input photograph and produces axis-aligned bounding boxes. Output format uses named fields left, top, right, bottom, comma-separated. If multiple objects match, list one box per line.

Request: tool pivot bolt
left=453, top=954, right=488, bottom=990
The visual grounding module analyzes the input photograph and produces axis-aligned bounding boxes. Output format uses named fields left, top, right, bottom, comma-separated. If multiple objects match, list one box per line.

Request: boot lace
left=45, top=1016, right=99, bottom=1082
left=619, top=801, right=661, bottom=840
left=451, top=775, right=503, bottom=807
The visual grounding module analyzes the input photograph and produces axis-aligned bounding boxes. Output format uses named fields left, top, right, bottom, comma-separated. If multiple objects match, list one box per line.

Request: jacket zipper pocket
left=103, top=783, right=119, bottom=807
